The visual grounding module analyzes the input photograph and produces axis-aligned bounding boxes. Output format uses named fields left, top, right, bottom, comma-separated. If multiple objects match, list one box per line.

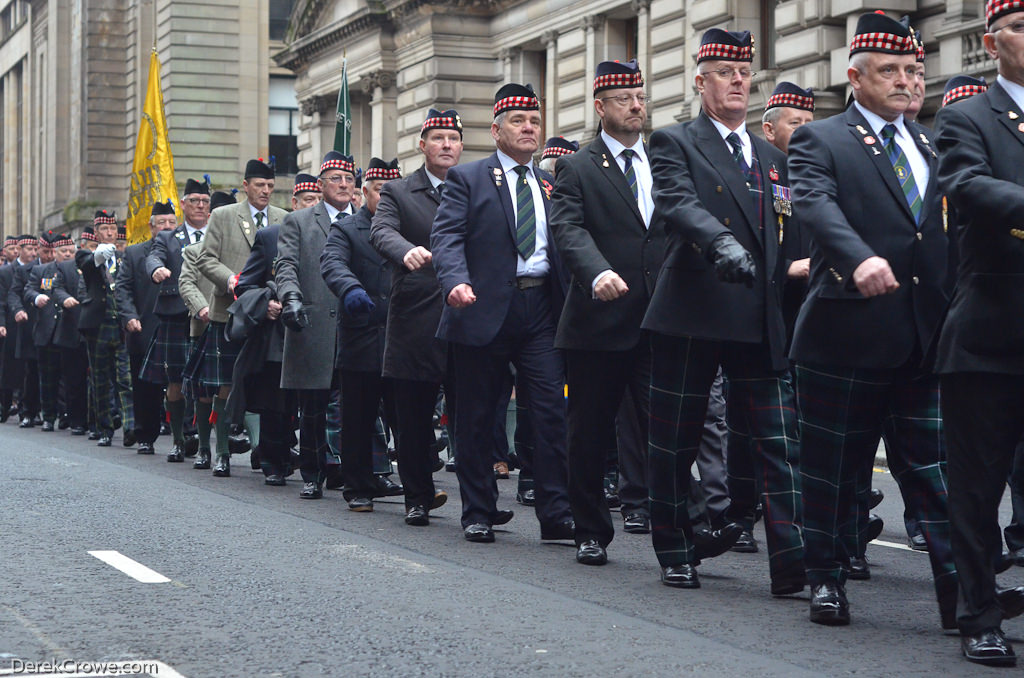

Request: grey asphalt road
left=0, top=422, right=1018, bottom=678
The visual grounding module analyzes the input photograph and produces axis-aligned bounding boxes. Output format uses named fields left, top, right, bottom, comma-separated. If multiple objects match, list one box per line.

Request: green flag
left=333, top=58, right=351, bottom=154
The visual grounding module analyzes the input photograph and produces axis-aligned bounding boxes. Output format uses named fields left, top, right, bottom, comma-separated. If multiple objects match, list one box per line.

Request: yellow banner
left=127, top=50, right=180, bottom=244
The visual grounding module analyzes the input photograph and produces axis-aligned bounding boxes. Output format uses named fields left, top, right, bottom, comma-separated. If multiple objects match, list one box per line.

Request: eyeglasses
left=322, top=174, right=353, bottom=184
left=701, top=67, right=756, bottom=81
left=993, top=20, right=1024, bottom=34
left=185, top=197, right=210, bottom=205
left=598, top=94, right=650, bottom=106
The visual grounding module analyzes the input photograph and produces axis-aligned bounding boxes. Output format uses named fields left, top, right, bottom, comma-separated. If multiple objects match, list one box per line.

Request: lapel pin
left=919, top=133, right=930, bottom=144
left=864, top=136, right=876, bottom=145
left=872, top=147, right=881, bottom=156
left=1011, top=111, right=1020, bottom=120
left=768, top=166, right=779, bottom=182
left=1019, top=122, right=1024, bottom=134
left=602, top=153, right=610, bottom=168
left=856, top=125, right=868, bottom=135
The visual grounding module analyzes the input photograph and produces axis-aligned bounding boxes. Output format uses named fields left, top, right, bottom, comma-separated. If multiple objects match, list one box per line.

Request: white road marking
left=871, top=539, right=918, bottom=552
left=87, top=551, right=170, bottom=583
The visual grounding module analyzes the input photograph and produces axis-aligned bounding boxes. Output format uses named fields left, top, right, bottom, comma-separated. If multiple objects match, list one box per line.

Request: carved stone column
left=500, top=47, right=521, bottom=82
left=631, top=0, right=652, bottom=92
left=582, top=15, right=606, bottom=131
left=542, top=30, right=558, bottom=137
left=362, top=69, right=398, bottom=160
left=299, top=94, right=334, bottom=170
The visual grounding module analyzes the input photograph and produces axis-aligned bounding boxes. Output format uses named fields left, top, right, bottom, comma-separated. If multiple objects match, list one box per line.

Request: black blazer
left=934, top=82, right=1024, bottom=374
left=431, top=152, right=565, bottom=347
left=787, top=104, right=950, bottom=370
left=25, top=262, right=60, bottom=347
left=549, top=135, right=665, bottom=351
left=640, top=112, right=791, bottom=370
left=9, top=259, right=38, bottom=360
left=145, top=225, right=193, bottom=317
left=0, top=264, right=13, bottom=327
left=52, top=260, right=83, bottom=349
left=321, top=206, right=390, bottom=372
left=115, top=239, right=160, bottom=355
left=74, top=247, right=120, bottom=332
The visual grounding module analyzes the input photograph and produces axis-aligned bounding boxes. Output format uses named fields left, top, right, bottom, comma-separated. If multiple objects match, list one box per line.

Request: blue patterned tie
left=880, top=124, right=922, bottom=222
left=513, top=166, right=536, bottom=259
left=621, top=149, right=638, bottom=200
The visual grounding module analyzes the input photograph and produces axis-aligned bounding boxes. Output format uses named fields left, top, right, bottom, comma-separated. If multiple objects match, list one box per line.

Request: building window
left=269, top=76, right=299, bottom=175
left=269, top=0, right=295, bottom=41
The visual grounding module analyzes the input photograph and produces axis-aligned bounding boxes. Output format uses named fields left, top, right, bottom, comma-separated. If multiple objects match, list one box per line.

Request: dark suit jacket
left=788, top=104, right=950, bottom=369
left=8, top=259, right=39, bottom=359
left=25, top=261, right=60, bottom=347
left=935, top=82, right=1024, bottom=374
left=115, top=239, right=160, bottom=355
left=52, top=260, right=83, bottom=349
left=640, top=112, right=791, bottom=370
left=145, top=225, right=193, bottom=318
left=550, top=136, right=665, bottom=351
left=321, top=205, right=391, bottom=373
left=75, top=247, right=121, bottom=332
left=431, top=152, right=563, bottom=347
left=0, top=264, right=12, bottom=329
left=369, top=165, right=449, bottom=382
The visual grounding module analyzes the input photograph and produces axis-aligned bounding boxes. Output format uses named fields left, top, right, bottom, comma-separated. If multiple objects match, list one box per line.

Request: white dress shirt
left=709, top=117, right=752, bottom=167
left=248, top=202, right=268, bottom=228
left=600, top=130, right=654, bottom=227
left=854, top=101, right=929, bottom=200
left=496, top=148, right=550, bottom=277
left=184, top=222, right=205, bottom=244
left=324, top=201, right=354, bottom=224
left=999, top=74, right=1024, bottom=113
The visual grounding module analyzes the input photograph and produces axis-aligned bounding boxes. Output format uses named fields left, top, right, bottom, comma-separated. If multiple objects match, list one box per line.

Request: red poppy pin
left=768, top=167, right=779, bottom=182
left=540, top=178, right=553, bottom=200
left=864, top=136, right=876, bottom=145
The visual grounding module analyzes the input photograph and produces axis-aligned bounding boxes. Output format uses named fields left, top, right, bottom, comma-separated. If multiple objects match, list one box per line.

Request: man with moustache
left=431, top=85, right=574, bottom=543
left=370, top=108, right=463, bottom=526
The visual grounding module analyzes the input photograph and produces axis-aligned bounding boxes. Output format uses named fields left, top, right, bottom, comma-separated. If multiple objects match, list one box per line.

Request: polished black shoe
left=41, top=420, right=55, bottom=432
left=182, top=434, right=199, bottom=457
left=88, top=430, right=101, bottom=440
left=432, top=490, right=448, bottom=510
left=19, top=417, right=34, bottom=428
left=433, top=455, right=445, bottom=473
left=492, top=509, right=514, bottom=526
left=348, top=497, right=373, bottom=512
left=849, top=557, right=871, bottom=581
left=604, top=485, right=622, bottom=509
left=909, top=532, right=929, bottom=551
left=661, top=564, right=700, bottom=589
left=193, top=450, right=211, bottom=470
left=623, top=513, right=651, bottom=534
left=997, top=585, right=1024, bottom=620
left=694, top=522, right=743, bottom=560
left=227, top=430, right=251, bottom=455
left=445, top=456, right=457, bottom=472
left=866, top=514, right=884, bottom=543
left=541, top=519, right=575, bottom=541
left=299, top=482, right=323, bottom=499
left=122, top=430, right=137, bottom=447
left=464, top=523, right=495, bottom=543
left=516, top=488, right=535, bottom=506
left=809, top=581, right=850, bottom=626
left=212, top=456, right=231, bottom=477
left=373, top=475, right=404, bottom=497
left=70, top=426, right=87, bottom=436
left=868, top=488, right=884, bottom=509
left=264, top=475, right=286, bottom=486
left=576, top=539, right=608, bottom=566
left=731, top=529, right=759, bottom=553
left=97, top=436, right=113, bottom=447
left=962, top=629, right=1017, bottom=667
left=165, top=445, right=183, bottom=462
left=405, top=505, right=429, bottom=526
left=135, top=442, right=154, bottom=455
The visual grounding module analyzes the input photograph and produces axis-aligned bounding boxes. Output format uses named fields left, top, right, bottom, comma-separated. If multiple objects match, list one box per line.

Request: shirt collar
left=248, top=202, right=266, bottom=222
left=496, top=148, right=532, bottom=176
left=854, top=100, right=907, bottom=138
left=425, top=168, right=445, bottom=189
left=600, top=130, right=646, bottom=162
left=324, top=201, right=353, bottom=222
left=708, top=116, right=749, bottom=146
left=999, top=75, right=1024, bottom=114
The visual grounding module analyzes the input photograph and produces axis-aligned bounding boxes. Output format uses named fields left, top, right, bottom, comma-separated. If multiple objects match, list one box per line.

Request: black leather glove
left=708, top=232, right=756, bottom=287
left=280, top=291, right=308, bottom=332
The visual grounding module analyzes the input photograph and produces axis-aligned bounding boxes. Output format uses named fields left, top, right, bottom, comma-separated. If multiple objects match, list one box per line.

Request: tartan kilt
left=140, top=315, right=191, bottom=384
left=200, top=321, right=241, bottom=387
left=181, top=332, right=213, bottom=400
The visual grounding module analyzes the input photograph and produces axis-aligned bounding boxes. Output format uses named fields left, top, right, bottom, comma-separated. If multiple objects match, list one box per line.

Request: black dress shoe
left=88, top=430, right=101, bottom=440
left=541, top=519, right=575, bottom=541
left=493, top=509, right=514, bottom=526
left=70, top=426, right=87, bottom=436
left=445, top=456, right=457, bottom=472
left=849, top=557, right=871, bottom=580
left=348, top=497, right=373, bottom=512
left=997, top=551, right=1019, bottom=574
left=731, top=529, right=759, bottom=553
left=909, top=532, right=929, bottom=551
left=97, top=436, right=113, bottom=447
left=604, top=485, right=622, bottom=509
left=623, top=513, right=651, bottom=534
left=868, top=488, right=884, bottom=509
left=122, top=430, right=137, bottom=447
left=136, top=442, right=154, bottom=455
left=193, top=450, right=211, bottom=470
left=433, top=455, right=445, bottom=472
left=41, top=421, right=55, bottom=432
left=264, top=475, right=286, bottom=486
left=432, top=491, right=448, bottom=509
left=694, top=522, right=743, bottom=560
left=183, top=434, right=199, bottom=457
left=464, top=523, right=495, bottom=543
left=661, top=564, right=700, bottom=589
left=576, top=539, right=608, bottom=566
left=809, top=581, right=850, bottom=626
left=19, top=417, right=34, bottom=428
left=866, top=514, right=884, bottom=543
left=299, top=482, right=323, bottom=499
left=997, top=585, right=1024, bottom=620
left=165, top=445, right=183, bottom=461
left=516, top=488, right=535, bottom=506
left=249, top=445, right=262, bottom=470
left=405, top=505, right=429, bottom=526
left=962, top=628, right=1017, bottom=667
left=227, top=430, right=251, bottom=455
left=212, top=456, right=231, bottom=477
left=373, top=475, right=404, bottom=497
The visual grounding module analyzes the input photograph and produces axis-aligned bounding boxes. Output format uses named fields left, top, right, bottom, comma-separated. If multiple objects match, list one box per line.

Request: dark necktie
left=437, top=182, right=445, bottom=197
left=621, top=149, right=638, bottom=200
left=880, top=124, right=922, bottom=222
left=193, top=230, right=203, bottom=244
left=513, top=166, right=536, bottom=260
left=726, top=132, right=752, bottom=178
left=255, top=212, right=265, bottom=229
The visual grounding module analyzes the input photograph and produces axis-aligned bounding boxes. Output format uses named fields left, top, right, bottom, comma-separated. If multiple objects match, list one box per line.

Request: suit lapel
left=989, top=82, right=1024, bottom=151
left=314, top=202, right=331, bottom=237
left=236, top=203, right=256, bottom=247
left=690, top=114, right=759, bottom=235
left=487, top=153, right=518, bottom=242
left=413, top=167, right=442, bottom=205
left=588, top=137, right=644, bottom=228
left=844, top=107, right=915, bottom=224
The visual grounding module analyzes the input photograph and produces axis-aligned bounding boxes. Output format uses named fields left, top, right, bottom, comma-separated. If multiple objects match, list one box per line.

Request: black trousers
left=129, top=351, right=163, bottom=444
left=943, top=371, right=1024, bottom=635
left=37, top=346, right=62, bottom=421
left=566, top=342, right=650, bottom=547
left=19, top=358, right=39, bottom=418
left=259, top=411, right=295, bottom=477
left=341, top=369, right=394, bottom=501
left=298, top=389, right=331, bottom=484
left=451, top=285, right=571, bottom=530
left=615, top=388, right=650, bottom=518
left=60, top=346, right=88, bottom=428
left=392, top=378, right=442, bottom=510
left=1004, top=440, right=1024, bottom=553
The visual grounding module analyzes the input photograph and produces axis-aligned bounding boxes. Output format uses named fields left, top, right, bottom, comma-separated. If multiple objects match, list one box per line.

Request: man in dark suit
left=548, top=60, right=665, bottom=564
left=0, top=235, right=16, bottom=420
left=641, top=29, right=802, bottom=593
left=24, top=232, right=63, bottom=431
left=935, top=1, right=1024, bottom=665
left=432, top=84, right=573, bottom=543
left=144, top=178, right=211, bottom=461
left=370, top=109, right=463, bottom=526
left=788, top=12, right=956, bottom=628
left=116, top=201, right=174, bottom=453
left=49, top=235, right=88, bottom=435
left=275, top=151, right=353, bottom=499
left=8, top=234, right=42, bottom=428
left=321, top=157, right=400, bottom=512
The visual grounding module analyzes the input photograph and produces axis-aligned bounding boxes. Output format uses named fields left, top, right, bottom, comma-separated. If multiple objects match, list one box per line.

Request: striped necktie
left=880, top=124, right=922, bottom=222
left=621, top=149, right=638, bottom=200
left=513, top=166, right=536, bottom=259
left=255, top=212, right=265, bottom=229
